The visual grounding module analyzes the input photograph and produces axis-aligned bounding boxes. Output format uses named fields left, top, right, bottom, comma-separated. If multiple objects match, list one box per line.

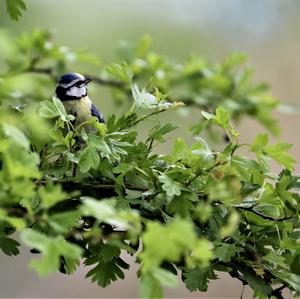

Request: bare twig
left=237, top=205, right=292, bottom=222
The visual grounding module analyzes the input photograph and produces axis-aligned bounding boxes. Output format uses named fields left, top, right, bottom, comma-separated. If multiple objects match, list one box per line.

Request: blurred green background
left=0, top=0, right=299, bottom=297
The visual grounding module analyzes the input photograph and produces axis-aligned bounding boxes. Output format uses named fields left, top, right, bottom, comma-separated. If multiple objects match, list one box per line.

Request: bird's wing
left=91, top=103, right=105, bottom=123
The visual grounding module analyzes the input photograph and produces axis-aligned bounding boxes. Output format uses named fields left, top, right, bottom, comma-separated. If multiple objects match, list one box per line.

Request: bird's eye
left=75, top=81, right=85, bottom=87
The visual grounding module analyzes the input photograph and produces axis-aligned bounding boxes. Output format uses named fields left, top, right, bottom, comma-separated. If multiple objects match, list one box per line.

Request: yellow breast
left=63, top=96, right=92, bottom=125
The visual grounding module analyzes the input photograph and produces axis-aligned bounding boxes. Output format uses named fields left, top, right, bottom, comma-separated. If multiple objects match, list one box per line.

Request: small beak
left=84, top=76, right=93, bottom=84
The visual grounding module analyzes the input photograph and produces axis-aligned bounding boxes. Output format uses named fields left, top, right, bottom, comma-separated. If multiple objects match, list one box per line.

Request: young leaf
left=215, top=106, right=230, bottom=128
left=106, top=62, right=133, bottom=84
left=251, top=133, right=269, bottom=153
left=131, top=83, right=158, bottom=109
left=265, top=142, right=296, bottom=170
left=149, top=123, right=178, bottom=142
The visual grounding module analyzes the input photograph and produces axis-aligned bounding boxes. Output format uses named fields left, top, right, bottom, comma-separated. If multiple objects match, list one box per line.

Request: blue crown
left=58, top=73, right=85, bottom=85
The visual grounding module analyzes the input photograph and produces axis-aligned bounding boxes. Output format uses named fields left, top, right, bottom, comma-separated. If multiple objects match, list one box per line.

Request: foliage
left=0, top=26, right=299, bottom=299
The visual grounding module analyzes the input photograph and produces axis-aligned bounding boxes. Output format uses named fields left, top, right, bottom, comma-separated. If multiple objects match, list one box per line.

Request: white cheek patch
left=66, top=86, right=87, bottom=98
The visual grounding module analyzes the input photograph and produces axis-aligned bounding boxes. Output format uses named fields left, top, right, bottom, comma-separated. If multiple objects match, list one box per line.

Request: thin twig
left=27, top=67, right=53, bottom=75
left=237, top=205, right=292, bottom=222
left=84, top=74, right=125, bottom=89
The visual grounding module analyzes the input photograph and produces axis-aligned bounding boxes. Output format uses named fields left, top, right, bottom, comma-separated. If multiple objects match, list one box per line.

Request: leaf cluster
left=0, top=29, right=280, bottom=136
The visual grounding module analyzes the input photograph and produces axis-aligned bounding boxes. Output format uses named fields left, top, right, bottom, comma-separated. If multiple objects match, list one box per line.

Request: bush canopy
left=0, top=2, right=299, bottom=299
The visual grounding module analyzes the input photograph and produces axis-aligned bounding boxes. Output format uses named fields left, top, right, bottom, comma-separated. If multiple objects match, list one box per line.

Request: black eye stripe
left=68, top=81, right=85, bottom=88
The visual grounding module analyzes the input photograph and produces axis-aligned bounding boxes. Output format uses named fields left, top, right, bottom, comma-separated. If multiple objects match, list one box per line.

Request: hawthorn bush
left=0, top=2, right=300, bottom=299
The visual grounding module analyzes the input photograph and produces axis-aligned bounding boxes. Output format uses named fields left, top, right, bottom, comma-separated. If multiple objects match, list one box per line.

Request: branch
left=84, top=74, right=125, bottom=89
left=35, top=179, right=149, bottom=197
left=237, top=205, right=292, bottom=222
left=26, top=67, right=127, bottom=90
left=27, top=67, right=53, bottom=75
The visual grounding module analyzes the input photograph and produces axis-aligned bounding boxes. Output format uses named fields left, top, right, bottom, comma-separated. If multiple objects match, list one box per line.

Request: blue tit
left=55, top=73, right=105, bottom=127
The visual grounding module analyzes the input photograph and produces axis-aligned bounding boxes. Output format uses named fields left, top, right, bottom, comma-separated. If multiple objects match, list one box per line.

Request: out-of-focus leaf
left=5, top=0, right=27, bottom=21
left=21, top=229, right=82, bottom=276
left=3, top=123, right=29, bottom=149
left=0, top=237, right=20, bottom=256
left=265, top=142, right=295, bottom=171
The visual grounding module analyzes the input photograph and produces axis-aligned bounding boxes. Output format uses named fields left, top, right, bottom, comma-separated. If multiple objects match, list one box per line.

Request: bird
left=55, top=73, right=105, bottom=127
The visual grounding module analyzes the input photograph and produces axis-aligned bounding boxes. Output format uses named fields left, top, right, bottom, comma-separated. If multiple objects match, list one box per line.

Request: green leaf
left=38, top=184, right=68, bottom=209
left=136, top=34, right=152, bottom=57
left=241, top=270, right=272, bottom=295
left=215, top=106, right=230, bottom=128
left=106, top=62, right=133, bottom=84
left=152, top=268, right=178, bottom=288
left=85, top=244, right=129, bottom=288
left=48, top=211, right=81, bottom=233
left=140, top=218, right=197, bottom=272
left=189, top=239, right=214, bottom=267
left=220, top=210, right=240, bottom=238
left=139, top=272, right=163, bottom=299
left=0, top=237, right=20, bottom=256
left=88, top=136, right=112, bottom=156
left=194, top=202, right=213, bottom=223
left=201, top=111, right=215, bottom=120
left=291, top=254, right=300, bottom=275
left=131, top=83, right=158, bottom=109
left=149, top=122, right=178, bottom=142
left=231, top=155, right=257, bottom=170
left=158, top=173, right=182, bottom=199
left=39, top=98, right=74, bottom=122
left=251, top=133, right=269, bottom=153
left=3, top=123, right=30, bottom=150
left=86, top=258, right=129, bottom=287
left=183, top=267, right=217, bottom=292
left=21, top=229, right=82, bottom=276
left=214, top=243, right=236, bottom=262
left=5, top=0, right=27, bottom=21
left=265, top=142, right=295, bottom=170
left=166, top=194, right=195, bottom=217
left=79, top=146, right=100, bottom=173
left=80, top=198, right=140, bottom=230
left=61, top=257, right=80, bottom=275
left=39, top=100, right=60, bottom=119
left=172, top=138, right=190, bottom=161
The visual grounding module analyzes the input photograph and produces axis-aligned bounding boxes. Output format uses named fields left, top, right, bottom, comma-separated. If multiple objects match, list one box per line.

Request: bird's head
left=55, top=73, right=92, bottom=101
